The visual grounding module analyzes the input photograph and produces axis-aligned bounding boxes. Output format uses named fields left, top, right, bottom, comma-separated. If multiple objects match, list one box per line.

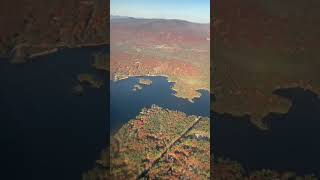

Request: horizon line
left=111, top=14, right=210, bottom=24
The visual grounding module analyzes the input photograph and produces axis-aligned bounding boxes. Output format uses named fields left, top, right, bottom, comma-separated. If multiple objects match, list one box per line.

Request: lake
left=0, top=46, right=109, bottom=180
left=110, top=76, right=210, bottom=132
left=213, top=88, right=320, bottom=177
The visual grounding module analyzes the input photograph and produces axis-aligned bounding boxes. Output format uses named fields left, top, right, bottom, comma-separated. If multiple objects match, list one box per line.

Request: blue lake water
left=213, top=88, right=320, bottom=176
left=110, top=76, right=210, bottom=132
left=0, top=46, right=109, bottom=180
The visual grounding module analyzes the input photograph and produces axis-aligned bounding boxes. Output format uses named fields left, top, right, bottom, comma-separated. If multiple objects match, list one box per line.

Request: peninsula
left=84, top=105, right=210, bottom=179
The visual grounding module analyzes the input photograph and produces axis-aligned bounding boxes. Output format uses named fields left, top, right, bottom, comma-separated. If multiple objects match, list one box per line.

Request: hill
left=111, top=17, right=210, bottom=101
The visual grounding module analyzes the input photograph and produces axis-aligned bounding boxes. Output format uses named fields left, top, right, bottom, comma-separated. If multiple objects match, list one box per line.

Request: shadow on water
left=110, top=76, right=210, bottom=132
left=213, top=87, right=320, bottom=176
left=0, top=46, right=109, bottom=180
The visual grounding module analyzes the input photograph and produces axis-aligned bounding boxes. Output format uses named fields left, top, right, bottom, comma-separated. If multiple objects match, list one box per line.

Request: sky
left=111, top=0, right=210, bottom=23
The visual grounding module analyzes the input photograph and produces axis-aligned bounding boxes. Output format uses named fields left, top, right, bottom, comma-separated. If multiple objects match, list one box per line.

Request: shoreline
left=111, top=74, right=210, bottom=102
left=7, top=42, right=109, bottom=61
left=28, top=42, right=109, bottom=59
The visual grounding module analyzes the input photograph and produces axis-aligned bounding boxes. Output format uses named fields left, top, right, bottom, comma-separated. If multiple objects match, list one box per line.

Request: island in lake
left=72, top=73, right=104, bottom=96
left=138, top=78, right=152, bottom=86
left=132, top=78, right=153, bottom=91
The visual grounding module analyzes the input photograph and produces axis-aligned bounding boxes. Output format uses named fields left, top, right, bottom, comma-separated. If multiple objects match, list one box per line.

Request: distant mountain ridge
left=110, top=15, right=209, bottom=25
left=110, top=13, right=210, bottom=101
left=110, top=15, right=132, bottom=19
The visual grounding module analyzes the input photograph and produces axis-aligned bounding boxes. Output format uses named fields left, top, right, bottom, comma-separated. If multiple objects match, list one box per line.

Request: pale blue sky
left=111, top=0, right=210, bottom=23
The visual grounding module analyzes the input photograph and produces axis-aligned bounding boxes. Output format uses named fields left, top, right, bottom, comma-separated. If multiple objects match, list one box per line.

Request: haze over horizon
left=110, top=14, right=210, bottom=24
left=111, top=0, right=210, bottom=24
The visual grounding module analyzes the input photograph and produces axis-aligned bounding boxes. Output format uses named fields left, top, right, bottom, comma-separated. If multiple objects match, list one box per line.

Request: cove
left=110, top=76, right=210, bottom=132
